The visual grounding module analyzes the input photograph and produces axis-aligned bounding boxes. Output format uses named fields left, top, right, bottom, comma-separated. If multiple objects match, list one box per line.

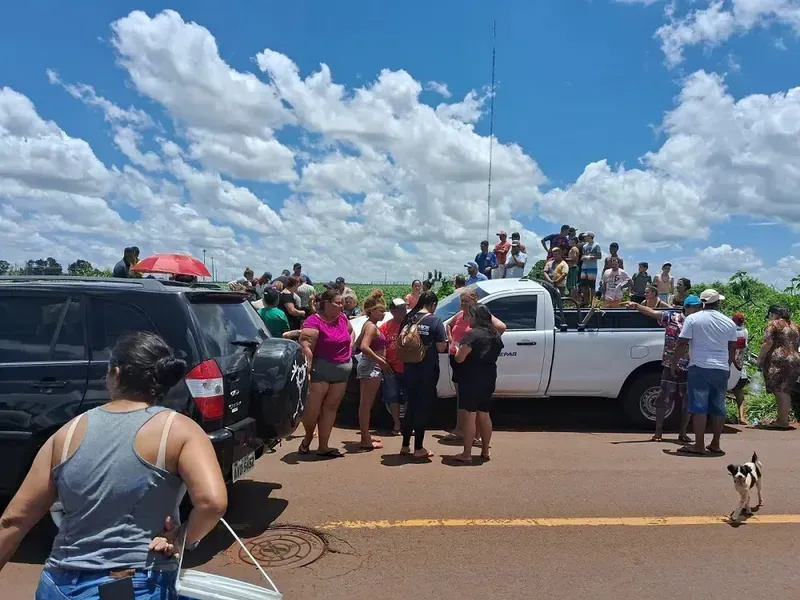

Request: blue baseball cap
left=464, top=261, right=479, bottom=269
left=683, top=295, right=702, bottom=306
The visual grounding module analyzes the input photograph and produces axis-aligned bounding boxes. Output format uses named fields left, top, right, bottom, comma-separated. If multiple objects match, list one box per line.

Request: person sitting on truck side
left=298, top=288, right=354, bottom=458
left=625, top=295, right=702, bottom=442
left=356, top=290, right=390, bottom=451
left=544, top=247, right=569, bottom=296
left=0, top=332, right=228, bottom=598
left=669, top=277, right=692, bottom=307
left=258, top=286, right=290, bottom=338
left=641, top=284, right=670, bottom=309
left=400, top=291, right=448, bottom=460
left=444, top=289, right=507, bottom=446
left=452, top=304, right=504, bottom=463
left=630, top=262, right=651, bottom=304
left=599, top=257, right=631, bottom=308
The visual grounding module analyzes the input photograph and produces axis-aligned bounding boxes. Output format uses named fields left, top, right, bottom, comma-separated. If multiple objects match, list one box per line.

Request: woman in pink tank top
left=356, top=290, right=390, bottom=451
left=298, top=289, right=354, bottom=458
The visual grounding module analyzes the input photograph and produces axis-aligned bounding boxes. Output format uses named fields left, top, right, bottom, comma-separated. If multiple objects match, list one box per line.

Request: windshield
left=190, top=298, right=269, bottom=356
left=435, top=283, right=489, bottom=322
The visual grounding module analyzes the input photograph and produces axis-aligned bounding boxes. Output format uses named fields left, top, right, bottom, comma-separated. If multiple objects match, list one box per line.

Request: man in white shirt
left=505, top=240, right=527, bottom=278
left=671, top=289, right=737, bottom=455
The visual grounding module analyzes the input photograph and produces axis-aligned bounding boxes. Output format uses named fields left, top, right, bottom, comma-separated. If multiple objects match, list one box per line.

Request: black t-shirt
left=460, top=328, right=504, bottom=376
left=406, top=312, right=447, bottom=366
left=278, top=291, right=303, bottom=330
left=112, top=259, right=130, bottom=278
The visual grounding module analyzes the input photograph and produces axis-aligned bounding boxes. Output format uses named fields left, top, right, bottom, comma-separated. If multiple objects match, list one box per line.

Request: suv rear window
left=190, top=297, right=268, bottom=357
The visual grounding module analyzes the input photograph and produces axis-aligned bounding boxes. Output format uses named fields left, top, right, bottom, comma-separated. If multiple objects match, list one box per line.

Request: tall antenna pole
left=485, top=19, right=497, bottom=242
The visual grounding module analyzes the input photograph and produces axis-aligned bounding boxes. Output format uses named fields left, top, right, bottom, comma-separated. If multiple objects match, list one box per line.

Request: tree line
left=0, top=258, right=111, bottom=278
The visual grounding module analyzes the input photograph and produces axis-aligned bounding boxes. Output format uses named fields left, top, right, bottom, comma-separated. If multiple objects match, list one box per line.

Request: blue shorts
left=687, top=366, right=728, bottom=417
left=382, top=372, right=404, bottom=405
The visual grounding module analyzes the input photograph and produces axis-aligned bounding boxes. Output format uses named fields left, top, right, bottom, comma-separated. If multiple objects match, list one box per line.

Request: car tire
left=623, top=371, right=678, bottom=430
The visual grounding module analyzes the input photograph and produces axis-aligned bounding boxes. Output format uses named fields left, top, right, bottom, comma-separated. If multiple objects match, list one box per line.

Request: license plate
left=232, top=452, right=255, bottom=483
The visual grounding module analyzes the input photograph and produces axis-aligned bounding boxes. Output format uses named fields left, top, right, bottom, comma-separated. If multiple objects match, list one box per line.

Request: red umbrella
left=131, top=253, right=211, bottom=278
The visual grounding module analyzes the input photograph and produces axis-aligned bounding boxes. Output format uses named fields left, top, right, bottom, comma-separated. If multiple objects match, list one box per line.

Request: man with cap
left=671, top=289, right=737, bottom=455
left=540, top=225, right=570, bottom=260
left=505, top=240, right=527, bottom=278
left=493, top=231, right=511, bottom=279
left=334, top=276, right=354, bottom=298
left=465, top=261, right=488, bottom=285
left=579, top=232, right=602, bottom=307
left=474, top=241, right=497, bottom=278
left=510, top=232, right=527, bottom=253
left=626, top=295, right=703, bottom=442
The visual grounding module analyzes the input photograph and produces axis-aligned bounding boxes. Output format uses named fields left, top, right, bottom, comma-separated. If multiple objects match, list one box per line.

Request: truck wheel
left=624, top=371, right=676, bottom=430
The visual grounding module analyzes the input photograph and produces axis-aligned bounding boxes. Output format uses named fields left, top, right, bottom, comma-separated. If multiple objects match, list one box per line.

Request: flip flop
left=413, top=449, right=434, bottom=459
left=359, top=441, right=384, bottom=451
left=451, top=454, right=473, bottom=463
left=298, top=440, right=311, bottom=455
left=705, top=445, right=724, bottom=455
left=678, top=435, right=692, bottom=443
left=390, top=429, right=402, bottom=436
left=441, top=433, right=461, bottom=442
left=677, top=445, right=705, bottom=455
left=481, top=452, right=491, bottom=461
left=317, top=448, right=344, bottom=458
left=650, top=435, right=663, bottom=442
left=757, top=423, right=795, bottom=431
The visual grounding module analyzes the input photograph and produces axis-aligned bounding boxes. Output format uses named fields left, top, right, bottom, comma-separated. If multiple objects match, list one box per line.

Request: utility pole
left=211, top=257, right=215, bottom=281
left=485, top=19, right=497, bottom=242
left=203, top=249, right=207, bottom=265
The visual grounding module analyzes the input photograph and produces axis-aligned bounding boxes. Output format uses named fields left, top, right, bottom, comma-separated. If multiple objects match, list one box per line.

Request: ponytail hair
left=401, top=290, right=438, bottom=329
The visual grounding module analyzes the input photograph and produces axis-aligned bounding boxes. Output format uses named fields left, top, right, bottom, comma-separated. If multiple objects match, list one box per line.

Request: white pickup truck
left=349, top=278, right=741, bottom=428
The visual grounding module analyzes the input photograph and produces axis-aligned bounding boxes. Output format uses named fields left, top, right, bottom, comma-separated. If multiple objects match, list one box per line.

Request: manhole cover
left=234, top=527, right=326, bottom=570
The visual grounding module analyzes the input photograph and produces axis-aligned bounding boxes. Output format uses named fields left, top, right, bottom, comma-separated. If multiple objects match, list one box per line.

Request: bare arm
left=670, top=338, right=690, bottom=373
left=176, top=418, right=228, bottom=549
left=0, top=438, right=57, bottom=571
left=360, top=323, right=389, bottom=370
left=283, top=298, right=305, bottom=319
left=492, top=316, right=507, bottom=335
left=454, top=342, right=472, bottom=364
left=299, top=328, right=319, bottom=364
left=626, top=302, right=663, bottom=321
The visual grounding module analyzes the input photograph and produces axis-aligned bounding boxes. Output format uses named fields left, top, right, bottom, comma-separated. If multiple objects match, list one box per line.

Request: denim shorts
left=357, top=355, right=383, bottom=379
left=382, top=372, right=404, bottom=405
left=687, top=365, right=729, bottom=417
left=37, top=568, right=178, bottom=600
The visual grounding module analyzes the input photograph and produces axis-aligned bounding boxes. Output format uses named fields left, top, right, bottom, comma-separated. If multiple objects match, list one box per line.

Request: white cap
left=700, top=289, right=725, bottom=303
left=391, top=298, right=407, bottom=308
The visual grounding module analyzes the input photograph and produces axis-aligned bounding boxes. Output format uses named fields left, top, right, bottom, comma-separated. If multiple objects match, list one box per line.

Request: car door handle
left=517, top=341, right=537, bottom=346
left=32, top=380, right=67, bottom=389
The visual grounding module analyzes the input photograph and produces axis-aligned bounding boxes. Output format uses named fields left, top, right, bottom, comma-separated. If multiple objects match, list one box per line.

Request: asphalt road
left=3, top=401, right=800, bottom=599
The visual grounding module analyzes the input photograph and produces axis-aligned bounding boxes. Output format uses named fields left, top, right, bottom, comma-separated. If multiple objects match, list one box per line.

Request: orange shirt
left=448, top=310, right=472, bottom=355
left=405, top=293, right=419, bottom=310
left=380, top=319, right=404, bottom=373
left=494, top=241, right=511, bottom=266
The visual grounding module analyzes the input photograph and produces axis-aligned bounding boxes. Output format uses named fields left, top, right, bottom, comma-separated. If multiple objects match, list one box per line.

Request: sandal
left=441, top=432, right=462, bottom=442
left=451, top=454, right=473, bottom=463
left=650, top=434, right=663, bottom=442
left=298, top=440, right=311, bottom=454
left=705, top=445, right=725, bottom=455
left=481, top=452, right=491, bottom=461
left=390, top=429, right=402, bottom=436
left=676, top=445, right=705, bottom=455
left=413, top=449, right=434, bottom=459
left=678, top=434, right=692, bottom=443
left=359, top=440, right=384, bottom=451
left=317, top=448, right=344, bottom=458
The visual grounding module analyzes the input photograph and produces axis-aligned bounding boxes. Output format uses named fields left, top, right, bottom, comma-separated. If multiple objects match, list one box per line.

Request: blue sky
left=0, top=1, right=798, bottom=284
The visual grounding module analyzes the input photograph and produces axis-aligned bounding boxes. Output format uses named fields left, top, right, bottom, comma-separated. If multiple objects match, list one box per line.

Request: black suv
left=0, top=276, right=308, bottom=495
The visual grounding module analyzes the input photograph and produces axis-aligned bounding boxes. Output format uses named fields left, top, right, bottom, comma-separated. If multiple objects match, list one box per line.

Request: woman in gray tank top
left=0, top=332, right=228, bottom=599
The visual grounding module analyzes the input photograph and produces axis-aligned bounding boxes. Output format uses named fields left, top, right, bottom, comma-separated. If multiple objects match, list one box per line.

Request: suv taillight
left=185, top=359, right=225, bottom=420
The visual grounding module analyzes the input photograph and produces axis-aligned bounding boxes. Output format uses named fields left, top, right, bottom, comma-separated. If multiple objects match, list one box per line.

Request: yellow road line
left=319, top=514, right=800, bottom=530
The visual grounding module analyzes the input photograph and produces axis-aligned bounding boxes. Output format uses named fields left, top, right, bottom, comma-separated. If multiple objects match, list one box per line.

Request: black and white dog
left=727, top=452, right=763, bottom=522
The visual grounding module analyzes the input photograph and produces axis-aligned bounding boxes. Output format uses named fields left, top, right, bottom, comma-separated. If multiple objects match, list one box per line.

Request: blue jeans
left=36, top=568, right=178, bottom=600
left=687, top=366, right=728, bottom=418
left=381, top=372, right=404, bottom=405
